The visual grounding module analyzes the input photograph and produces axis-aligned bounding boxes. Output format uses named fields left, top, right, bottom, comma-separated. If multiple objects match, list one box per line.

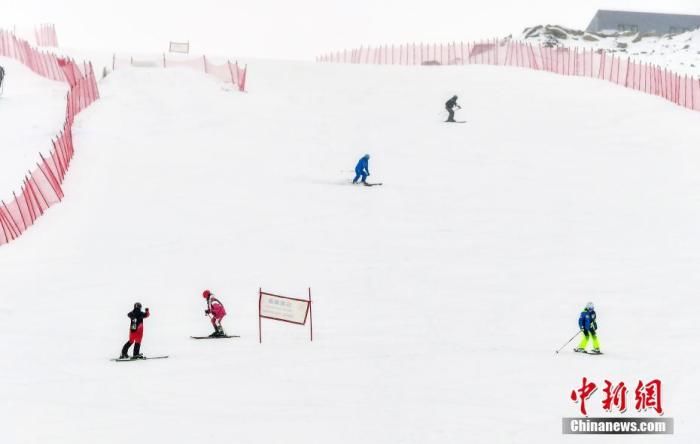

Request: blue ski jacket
left=355, top=155, right=370, bottom=175
left=578, top=309, right=597, bottom=332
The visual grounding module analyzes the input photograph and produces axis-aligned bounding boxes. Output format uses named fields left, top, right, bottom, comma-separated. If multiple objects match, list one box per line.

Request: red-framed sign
left=258, top=288, right=313, bottom=343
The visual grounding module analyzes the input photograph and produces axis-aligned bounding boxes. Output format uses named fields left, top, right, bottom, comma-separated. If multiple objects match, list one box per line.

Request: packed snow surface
left=0, top=56, right=67, bottom=193
left=1, top=58, right=699, bottom=443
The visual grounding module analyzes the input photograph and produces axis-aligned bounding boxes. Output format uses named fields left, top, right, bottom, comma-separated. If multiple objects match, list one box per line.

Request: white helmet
left=585, top=302, right=594, bottom=311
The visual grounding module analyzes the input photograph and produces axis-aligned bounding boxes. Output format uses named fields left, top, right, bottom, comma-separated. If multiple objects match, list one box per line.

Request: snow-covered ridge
left=518, top=24, right=700, bottom=75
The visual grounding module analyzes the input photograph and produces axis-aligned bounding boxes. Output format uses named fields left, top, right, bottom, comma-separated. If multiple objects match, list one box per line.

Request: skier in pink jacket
left=202, top=289, right=227, bottom=337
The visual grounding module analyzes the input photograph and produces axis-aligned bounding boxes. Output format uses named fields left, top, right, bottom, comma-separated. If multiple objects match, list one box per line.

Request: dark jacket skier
left=120, top=302, right=150, bottom=359
left=445, top=95, right=461, bottom=122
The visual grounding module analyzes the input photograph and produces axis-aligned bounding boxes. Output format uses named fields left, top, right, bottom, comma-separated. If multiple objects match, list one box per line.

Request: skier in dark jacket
left=574, top=302, right=601, bottom=354
left=0, top=66, right=5, bottom=93
left=120, top=302, right=150, bottom=359
left=445, top=95, right=461, bottom=122
left=353, top=154, right=370, bottom=184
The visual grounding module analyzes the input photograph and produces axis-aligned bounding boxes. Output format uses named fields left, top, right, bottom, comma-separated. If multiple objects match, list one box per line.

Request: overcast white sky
left=3, top=0, right=700, bottom=59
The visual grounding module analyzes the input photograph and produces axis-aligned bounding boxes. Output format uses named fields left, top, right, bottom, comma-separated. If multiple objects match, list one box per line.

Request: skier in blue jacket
left=353, top=154, right=370, bottom=184
left=574, top=302, right=601, bottom=354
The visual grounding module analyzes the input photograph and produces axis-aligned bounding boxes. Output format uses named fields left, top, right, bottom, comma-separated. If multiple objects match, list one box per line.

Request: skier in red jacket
left=202, top=290, right=227, bottom=337
left=120, top=302, right=150, bottom=359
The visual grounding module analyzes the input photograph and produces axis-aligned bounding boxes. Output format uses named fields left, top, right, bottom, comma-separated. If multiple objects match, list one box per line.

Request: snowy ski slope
left=0, top=57, right=67, bottom=193
left=1, top=57, right=699, bottom=443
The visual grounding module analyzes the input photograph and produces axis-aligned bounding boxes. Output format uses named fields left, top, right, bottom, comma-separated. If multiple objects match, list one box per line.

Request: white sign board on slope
left=260, top=293, right=309, bottom=325
left=169, top=41, right=190, bottom=54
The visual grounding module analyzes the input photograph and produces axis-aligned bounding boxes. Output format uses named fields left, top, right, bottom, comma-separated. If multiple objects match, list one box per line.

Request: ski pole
left=555, top=331, right=581, bottom=354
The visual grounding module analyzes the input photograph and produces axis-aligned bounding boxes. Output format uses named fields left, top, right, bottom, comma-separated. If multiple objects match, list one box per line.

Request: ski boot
left=590, top=348, right=602, bottom=355
left=573, top=347, right=586, bottom=353
left=132, top=343, right=144, bottom=359
left=120, top=341, right=132, bottom=359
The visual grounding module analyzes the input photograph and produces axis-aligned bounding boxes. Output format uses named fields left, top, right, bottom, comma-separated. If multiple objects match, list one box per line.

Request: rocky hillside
left=517, top=24, right=700, bottom=75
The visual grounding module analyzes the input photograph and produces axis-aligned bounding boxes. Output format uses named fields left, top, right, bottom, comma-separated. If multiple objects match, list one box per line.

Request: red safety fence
left=0, top=30, right=69, bottom=81
left=318, top=40, right=700, bottom=112
left=34, top=23, right=59, bottom=47
left=112, top=53, right=247, bottom=91
left=0, top=30, right=99, bottom=246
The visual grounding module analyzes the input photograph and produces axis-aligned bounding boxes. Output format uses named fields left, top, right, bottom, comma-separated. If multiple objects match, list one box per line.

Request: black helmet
left=134, top=302, right=142, bottom=310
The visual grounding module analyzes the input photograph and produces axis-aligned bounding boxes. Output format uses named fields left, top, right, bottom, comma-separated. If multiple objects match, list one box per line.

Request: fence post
left=692, top=76, right=696, bottom=110
left=23, top=178, right=38, bottom=221
left=227, top=60, right=235, bottom=84
left=26, top=173, right=47, bottom=214
left=0, top=210, right=13, bottom=243
left=240, top=64, right=247, bottom=92
left=12, top=191, right=27, bottom=230
left=37, top=155, right=62, bottom=201
left=1, top=201, right=21, bottom=237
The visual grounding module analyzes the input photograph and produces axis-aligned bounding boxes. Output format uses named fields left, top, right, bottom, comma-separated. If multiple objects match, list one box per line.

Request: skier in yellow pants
left=574, top=302, right=601, bottom=354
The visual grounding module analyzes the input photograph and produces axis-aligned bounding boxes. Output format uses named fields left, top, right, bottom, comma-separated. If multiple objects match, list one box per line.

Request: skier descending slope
left=445, top=95, right=461, bottom=122
left=352, top=154, right=382, bottom=186
left=574, top=302, right=602, bottom=354
left=120, top=303, right=150, bottom=359
left=353, top=154, right=370, bottom=185
left=203, top=290, right=227, bottom=337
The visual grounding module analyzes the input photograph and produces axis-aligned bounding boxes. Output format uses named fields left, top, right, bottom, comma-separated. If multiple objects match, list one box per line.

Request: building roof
left=587, top=9, right=700, bottom=34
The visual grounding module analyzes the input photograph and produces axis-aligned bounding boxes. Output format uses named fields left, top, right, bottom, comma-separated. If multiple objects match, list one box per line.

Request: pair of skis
left=190, top=335, right=240, bottom=339
left=574, top=349, right=604, bottom=355
left=111, top=335, right=240, bottom=362
left=111, top=356, right=169, bottom=362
